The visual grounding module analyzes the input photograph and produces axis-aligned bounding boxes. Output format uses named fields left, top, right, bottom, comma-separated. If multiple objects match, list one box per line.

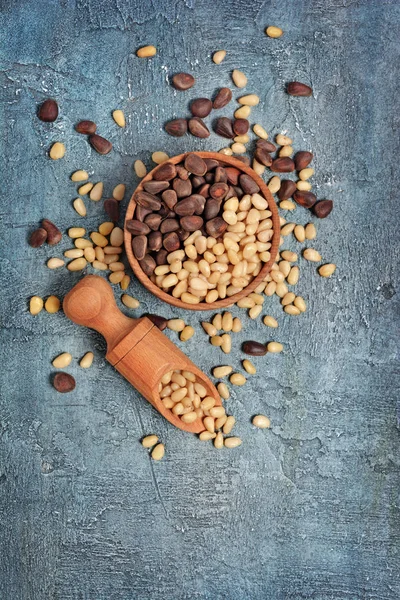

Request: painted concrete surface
left=0, top=1, right=399, bottom=598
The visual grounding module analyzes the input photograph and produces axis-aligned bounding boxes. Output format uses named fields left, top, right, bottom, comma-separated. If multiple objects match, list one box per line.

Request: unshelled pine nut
left=267, top=342, right=283, bottom=353
left=122, top=295, right=139, bottom=309
left=232, top=317, right=242, bottom=332
left=71, top=170, right=88, bottom=182
left=113, top=184, right=126, bottom=201
left=137, top=45, right=157, bottom=58
left=266, top=26, right=283, bottom=38
left=79, top=352, right=94, bottom=368
left=243, top=359, right=256, bottom=374
left=263, top=315, right=278, bottom=328
left=52, top=352, right=72, bottom=368
left=223, top=416, right=236, bottom=435
left=134, top=160, right=147, bottom=178
left=49, top=142, right=65, bottom=160
left=180, top=326, right=195, bottom=341
left=224, top=437, right=242, bottom=448
left=221, top=334, right=232, bottom=354
left=47, top=258, right=65, bottom=269
left=253, top=415, right=271, bottom=428
left=305, top=223, right=317, bottom=240
left=112, top=110, right=125, bottom=127
left=151, top=443, right=165, bottom=460
left=303, top=248, right=322, bottom=262
left=318, top=263, right=336, bottom=277
left=232, top=69, right=247, bottom=88
left=213, top=366, right=233, bottom=378
left=30, top=296, right=43, bottom=315
left=230, top=373, right=246, bottom=386
left=67, top=258, right=87, bottom=271
left=217, top=382, right=230, bottom=399
left=212, top=50, right=226, bottom=64
left=45, top=296, right=60, bottom=313
left=142, top=435, right=159, bottom=448
left=168, top=318, right=185, bottom=332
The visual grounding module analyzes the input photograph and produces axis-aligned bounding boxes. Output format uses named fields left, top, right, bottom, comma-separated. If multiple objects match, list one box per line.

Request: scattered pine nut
left=230, top=373, right=246, bottom=386
left=180, top=325, right=195, bottom=341
left=68, top=227, right=86, bottom=239
left=318, top=263, right=336, bottom=278
left=234, top=105, right=251, bottom=119
left=266, top=26, right=283, bottom=38
left=305, top=223, right=317, bottom=240
left=167, top=318, right=186, bottom=332
left=142, top=434, right=159, bottom=448
left=89, top=182, right=103, bottom=201
left=213, top=366, right=233, bottom=378
left=267, top=342, right=283, bottom=353
left=151, top=443, right=165, bottom=460
left=232, top=317, right=242, bottom=333
left=253, top=124, right=268, bottom=139
left=49, top=142, right=65, bottom=160
left=263, top=315, right=278, bottom=328
left=253, top=159, right=265, bottom=175
left=287, top=266, right=299, bottom=285
left=52, top=352, right=72, bottom=368
left=281, top=223, right=296, bottom=236
left=212, top=314, right=222, bottom=330
left=47, top=258, right=65, bottom=269
left=238, top=94, right=260, bottom=106
left=281, top=250, right=298, bottom=262
left=217, top=382, right=230, bottom=400
left=276, top=133, right=292, bottom=146
left=303, top=248, right=322, bottom=262
left=73, top=198, right=86, bottom=216
left=249, top=305, right=262, bottom=319
left=110, top=227, right=124, bottom=247
left=212, top=50, right=226, bottom=64
left=294, top=225, right=306, bottom=243
left=122, top=294, right=140, bottom=309
left=280, top=200, right=296, bottom=211
left=279, top=145, right=293, bottom=157
left=284, top=305, right=301, bottom=315
left=137, top=45, right=157, bottom=58
left=67, top=257, right=87, bottom=271
left=224, top=437, right=242, bottom=448
left=78, top=182, right=93, bottom=196
left=299, top=167, right=314, bottom=180
left=113, top=184, right=126, bottom=201
left=71, top=170, right=89, bottom=182
left=221, top=333, right=232, bottom=354
left=75, top=238, right=93, bottom=249
left=199, top=431, right=217, bottom=441
left=90, top=232, right=108, bottom=247
left=231, top=142, right=247, bottom=154
left=30, top=296, right=43, bottom=315
left=294, top=296, right=307, bottom=312
left=223, top=416, right=236, bottom=435
left=112, top=109, right=125, bottom=127
left=45, top=296, right=60, bottom=313
left=252, top=415, right=271, bottom=428
left=120, top=275, right=130, bottom=290
left=268, top=176, right=281, bottom=194
left=219, top=147, right=233, bottom=156
left=296, top=180, right=312, bottom=191
left=214, top=432, right=224, bottom=449
left=80, top=352, right=94, bottom=369
left=243, top=359, right=256, bottom=375
left=152, top=151, right=169, bottom=164
left=231, top=69, right=247, bottom=88
left=202, top=321, right=217, bottom=336
left=210, top=335, right=223, bottom=347
left=98, top=222, right=114, bottom=236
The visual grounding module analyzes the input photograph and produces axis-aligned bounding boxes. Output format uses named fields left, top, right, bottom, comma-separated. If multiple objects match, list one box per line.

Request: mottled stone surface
left=1, top=1, right=399, bottom=598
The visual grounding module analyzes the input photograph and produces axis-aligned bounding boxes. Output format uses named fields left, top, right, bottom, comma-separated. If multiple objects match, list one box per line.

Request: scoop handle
left=63, top=275, right=137, bottom=351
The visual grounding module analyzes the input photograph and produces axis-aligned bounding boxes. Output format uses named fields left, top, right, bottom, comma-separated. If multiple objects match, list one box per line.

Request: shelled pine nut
left=217, top=382, right=230, bottom=399
left=252, top=415, right=271, bottom=428
left=79, top=352, right=94, bottom=369
left=142, top=435, right=159, bottom=448
left=44, top=296, right=60, bottom=313
left=230, top=373, right=246, bottom=386
left=180, top=326, right=195, bottom=341
left=213, top=366, right=233, bottom=378
left=267, top=342, right=283, bottom=353
left=224, top=437, right=242, bottom=448
left=30, top=296, right=44, bottom=315
left=318, top=263, right=336, bottom=277
left=303, top=248, right=322, bottom=262
left=243, top=359, right=256, bottom=374
left=52, top=352, right=72, bottom=368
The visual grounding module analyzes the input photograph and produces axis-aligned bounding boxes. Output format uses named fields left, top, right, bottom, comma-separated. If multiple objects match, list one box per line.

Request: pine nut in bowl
left=124, top=152, right=281, bottom=310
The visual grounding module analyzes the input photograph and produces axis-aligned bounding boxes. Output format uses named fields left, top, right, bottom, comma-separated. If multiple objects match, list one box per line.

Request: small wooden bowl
left=124, top=152, right=281, bottom=311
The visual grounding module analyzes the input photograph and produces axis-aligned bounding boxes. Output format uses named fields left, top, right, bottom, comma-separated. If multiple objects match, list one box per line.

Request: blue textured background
left=1, top=1, right=399, bottom=599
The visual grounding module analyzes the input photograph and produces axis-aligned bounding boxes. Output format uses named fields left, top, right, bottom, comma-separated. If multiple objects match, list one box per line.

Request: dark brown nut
left=172, top=72, right=195, bottom=91
left=184, top=153, right=207, bottom=176
left=190, top=98, right=213, bottom=118
left=180, top=215, right=204, bottom=232
left=287, top=82, right=313, bottom=97
left=198, top=183, right=210, bottom=198
left=135, top=205, right=152, bottom=221
left=192, top=175, right=206, bottom=188
left=156, top=249, right=168, bottom=265
left=225, top=167, right=240, bottom=185
left=162, top=189, right=178, bottom=209
left=143, top=180, right=170, bottom=194
left=271, top=158, right=295, bottom=173
left=29, top=228, right=48, bottom=248
left=173, top=178, right=192, bottom=198
left=153, top=162, right=177, bottom=181
left=165, top=118, right=188, bottom=137
left=53, top=372, right=76, bottom=393
left=148, top=231, right=163, bottom=252
left=192, top=194, right=206, bottom=215
left=144, top=213, right=162, bottom=231
left=160, top=218, right=180, bottom=234
left=75, top=120, right=97, bottom=134
left=139, top=255, right=156, bottom=277
left=206, top=217, right=227, bottom=237
left=177, top=228, right=190, bottom=241
left=233, top=184, right=245, bottom=197
left=294, top=151, right=314, bottom=171
left=293, top=190, right=317, bottom=208
left=209, top=182, right=229, bottom=200
left=126, top=219, right=151, bottom=235
left=188, top=117, right=210, bottom=138
left=225, top=186, right=237, bottom=200
left=146, top=313, right=168, bottom=330
left=214, top=166, right=227, bottom=183
left=255, top=147, right=272, bottom=167
left=204, top=158, right=219, bottom=171
left=278, top=180, right=297, bottom=201
left=313, top=200, right=333, bottom=218
left=233, top=118, right=249, bottom=135
left=38, top=99, right=58, bottom=122
left=174, top=197, right=197, bottom=216
left=256, top=139, right=276, bottom=152
left=242, top=341, right=267, bottom=356
left=42, top=219, right=62, bottom=246
left=163, top=232, right=180, bottom=252
left=131, top=235, right=147, bottom=260
left=213, top=87, right=232, bottom=109
left=104, top=198, right=119, bottom=222
left=135, top=191, right=162, bottom=211
left=239, top=174, right=260, bottom=194
left=214, top=117, right=234, bottom=139
left=89, top=134, right=112, bottom=155
left=204, top=198, right=222, bottom=220
left=205, top=172, right=214, bottom=183
left=176, top=165, right=190, bottom=180
left=159, top=205, right=170, bottom=219
left=239, top=157, right=251, bottom=167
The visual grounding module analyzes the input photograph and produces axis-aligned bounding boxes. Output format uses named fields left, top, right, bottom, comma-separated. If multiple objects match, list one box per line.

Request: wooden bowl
left=124, top=152, right=281, bottom=311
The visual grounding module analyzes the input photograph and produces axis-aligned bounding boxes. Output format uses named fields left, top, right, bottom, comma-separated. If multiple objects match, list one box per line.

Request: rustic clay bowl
left=124, top=151, right=280, bottom=311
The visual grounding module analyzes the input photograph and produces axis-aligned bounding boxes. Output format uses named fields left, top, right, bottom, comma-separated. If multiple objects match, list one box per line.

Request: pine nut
left=194, top=382, right=207, bottom=397
left=137, top=45, right=157, bottom=58
left=253, top=123, right=268, bottom=139
left=213, top=366, right=233, bottom=378
left=212, top=314, right=222, bottom=330
left=134, top=160, right=147, bottom=178
left=80, top=352, right=94, bottom=369
left=214, top=432, right=224, bottom=449
left=281, top=292, right=296, bottom=306
left=201, top=322, right=217, bottom=336
left=234, top=105, right=251, bottom=119
left=151, top=443, right=165, bottom=461
left=237, top=297, right=255, bottom=309
left=267, top=342, right=283, bottom=353
left=112, top=109, right=125, bottom=128
left=121, top=296, right=139, bottom=312
left=113, top=184, right=126, bottom=201
left=279, top=261, right=291, bottom=277
left=266, top=25, right=283, bottom=38
left=30, top=296, right=43, bottom=315
left=268, top=176, right=281, bottom=193
left=275, top=282, right=288, bottom=298
left=210, top=407, right=226, bottom=419
left=234, top=134, right=249, bottom=144
left=109, top=262, right=125, bottom=272
left=89, top=182, right=103, bottom=201
left=142, top=435, right=158, bottom=448
left=280, top=200, right=296, bottom=211
left=284, top=305, right=301, bottom=315
left=49, top=142, right=65, bottom=160
left=201, top=397, right=216, bottom=410
left=231, top=69, right=247, bottom=88
left=92, top=260, right=107, bottom=270
left=75, top=238, right=93, bottom=249
left=64, top=248, right=83, bottom=259
left=249, top=305, right=262, bottom=319
left=210, top=335, right=223, bottom=347
left=238, top=94, right=260, bottom=106
left=303, top=248, right=322, bottom=262
left=286, top=266, right=299, bottom=286
left=231, top=318, right=242, bottom=333
left=318, top=263, right=336, bottom=278
left=305, top=223, right=317, bottom=240
left=231, top=142, right=246, bottom=154
left=276, top=133, right=292, bottom=146
left=221, top=333, right=231, bottom=354
left=120, top=275, right=130, bottom=290
left=212, top=50, right=226, bottom=64
left=243, top=359, right=256, bottom=375
left=44, top=296, right=60, bottom=313
left=203, top=416, right=215, bottom=433
left=47, top=258, right=65, bottom=269
left=181, top=292, right=200, bottom=304
left=219, top=147, right=233, bottom=156
left=90, top=232, right=108, bottom=247
left=110, top=227, right=124, bottom=247
left=294, top=296, right=307, bottom=312
left=224, top=437, right=242, bottom=448
left=252, top=415, right=271, bottom=428
left=181, top=411, right=198, bottom=424
left=230, top=373, right=246, bottom=386
left=263, top=315, right=278, bottom=328
left=279, top=146, right=293, bottom=157
left=109, top=271, right=125, bottom=284
left=71, top=170, right=88, bottom=182
left=294, top=225, right=306, bottom=242
left=78, top=182, right=93, bottom=195
left=299, top=167, right=314, bottom=180
left=167, top=319, right=185, bottom=332
left=73, top=197, right=86, bottom=216
left=199, top=431, right=216, bottom=441
left=222, top=312, right=233, bottom=332
left=52, top=352, right=72, bottom=368
left=68, top=227, right=86, bottom=239
left=171, top=388, right=188, bottom=403
left=152, top=151, right=169, bottom=164
left=281, top=250, right=298, bottom=262
left=253, top=159, right=265, bottom=175
left=217, top=382, right=230, bottom=399
left=222, top=416, right=236, bottom=435
left=297, top=180, right=312, bottom=191
left=180, top=326, right=195, bottom=341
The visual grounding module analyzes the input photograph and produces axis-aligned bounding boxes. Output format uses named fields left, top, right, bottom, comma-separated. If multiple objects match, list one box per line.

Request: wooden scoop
left=63, top=275, right=221, bottom=433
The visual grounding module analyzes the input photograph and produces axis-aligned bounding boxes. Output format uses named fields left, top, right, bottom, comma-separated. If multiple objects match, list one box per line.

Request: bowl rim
left=124, top=151, right=281, bottom=311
